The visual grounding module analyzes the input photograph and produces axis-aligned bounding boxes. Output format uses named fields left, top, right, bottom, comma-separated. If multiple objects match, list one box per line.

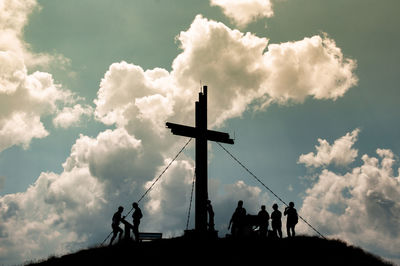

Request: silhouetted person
left=132, top=202, right=142, bottom=241
left=228, top=200, right=246, bottom=238
left=109, top=206, right=124, bottom=245
left=206, top=200, right=215, bottom=231
left=284, top=202, right=298, bottom=238
left=258, top=205, right=270, bottom=238
left=271, top=203, right=282, bottom=239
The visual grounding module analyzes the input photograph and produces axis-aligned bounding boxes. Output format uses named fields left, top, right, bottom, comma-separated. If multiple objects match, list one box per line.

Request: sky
left=0, top=0, right=399, bottom=264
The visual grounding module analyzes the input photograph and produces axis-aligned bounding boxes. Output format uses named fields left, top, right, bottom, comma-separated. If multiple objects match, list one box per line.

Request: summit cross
left=166, top=85, right=234, bottom=233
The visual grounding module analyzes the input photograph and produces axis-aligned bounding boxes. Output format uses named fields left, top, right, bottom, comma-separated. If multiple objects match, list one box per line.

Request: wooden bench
left=138, top=232, right=162, bottom=242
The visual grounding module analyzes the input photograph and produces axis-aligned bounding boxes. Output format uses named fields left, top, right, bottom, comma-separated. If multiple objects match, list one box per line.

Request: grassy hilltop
left=26, top=235, right=393, bottom=266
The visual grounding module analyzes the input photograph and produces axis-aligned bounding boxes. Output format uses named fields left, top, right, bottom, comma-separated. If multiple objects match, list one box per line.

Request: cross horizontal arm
left=166, top=122, right=197, bottom=138
left=166, top=122, right=234, bottom=144
left=206, top=129, right=234, bottom=144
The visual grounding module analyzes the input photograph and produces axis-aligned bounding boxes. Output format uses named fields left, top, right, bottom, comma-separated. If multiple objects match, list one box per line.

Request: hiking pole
left=101, top=231, right=113, bottom=246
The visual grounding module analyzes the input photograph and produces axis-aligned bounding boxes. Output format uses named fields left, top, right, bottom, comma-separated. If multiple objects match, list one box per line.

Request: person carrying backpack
left=284, top=202, right=298, bottom=238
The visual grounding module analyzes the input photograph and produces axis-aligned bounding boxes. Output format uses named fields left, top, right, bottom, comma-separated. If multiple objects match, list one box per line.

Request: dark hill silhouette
left=25, top=235, right=393, bottom=266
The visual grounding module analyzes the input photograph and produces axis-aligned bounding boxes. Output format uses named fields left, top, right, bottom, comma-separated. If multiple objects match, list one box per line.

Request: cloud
left=96, top=15, right=357, bottom=129
left=298, top=129, right=360, bottom=168
left=144, top=159, right=195, bottom=235
left=94, top=62, right=175, bottom=137
left=260, top=35, right=358, bottom=105
left=0, top=128, right=151, bottom=265
left=0, top=69, right=75, bottom=152
left=298, top=139, right=400, bottom=263
left=61, top=128, right=158, bottom=192
left=0, top=112, right=48, bottom=151
left=210, top=0, right=274, bottom=28
left=172, top=15, right=270, bottom=126
left=0, top=0, right=65, bottom=68
left=0, top=0, right=78, bottom=152
left=174, top=17, right=357, bottom=124
left=53, top=104, right=93, bottom=128
left=0, top=167, right=105, bottom=263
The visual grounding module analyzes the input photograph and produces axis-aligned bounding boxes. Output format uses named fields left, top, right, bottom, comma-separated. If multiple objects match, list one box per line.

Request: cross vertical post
left=166, top=85, right=234, bottom=234
left=195, top=86, right=207, bottom=232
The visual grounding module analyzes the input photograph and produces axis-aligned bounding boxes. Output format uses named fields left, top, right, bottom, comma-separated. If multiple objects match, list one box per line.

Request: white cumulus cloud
left=210, top=0, right=274, bottom=27
left=0, top=112, right=48, bottom=151
left=53, top=104, right=93, bottom=129
left=96, top=15, right=357, bottom=129
left=0, top=0, right=78, bottom=152
left=261, top=35, right=358, bottom=105
left=298, top=129, right=360, bottom=168
left=298, top=140, right=400, bottom=263
left=0, top=69, right=73, bottom=152
left=0, top=166, right=105, bottom=263
left=0, top=128, right=149, bottom=265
